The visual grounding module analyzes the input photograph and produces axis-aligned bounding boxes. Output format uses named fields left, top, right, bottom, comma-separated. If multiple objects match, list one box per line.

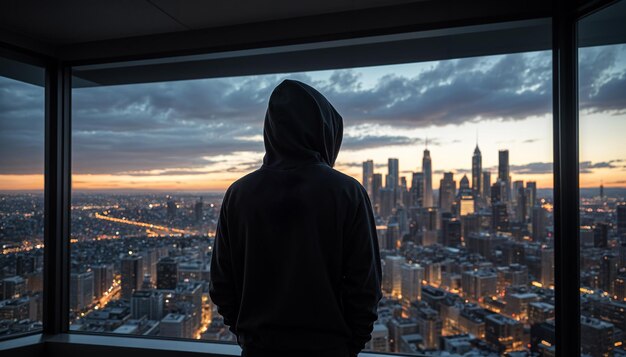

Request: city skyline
left=1, top=46, right=625, bottom=191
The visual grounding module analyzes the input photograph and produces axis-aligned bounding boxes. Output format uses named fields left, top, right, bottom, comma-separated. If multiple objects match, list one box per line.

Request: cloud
left=2, top=45, right=626, bottom=178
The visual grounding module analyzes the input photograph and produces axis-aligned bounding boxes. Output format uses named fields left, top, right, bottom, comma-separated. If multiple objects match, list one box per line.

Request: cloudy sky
left=1, top=45, right=625, bottom=191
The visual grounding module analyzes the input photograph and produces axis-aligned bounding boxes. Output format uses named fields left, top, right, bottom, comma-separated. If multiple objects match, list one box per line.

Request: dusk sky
left=1, top=45, right=624, bottom=191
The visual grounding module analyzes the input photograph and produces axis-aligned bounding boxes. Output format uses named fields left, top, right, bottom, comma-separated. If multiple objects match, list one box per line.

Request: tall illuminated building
left=498, top=150, right=511, bottom=201
left=439, top=172, right=456, bottom=213
left=401, top=263, right=423, bottom=309
left=422, top=149, right=433, bottom=208
left=526, top=181, right=537, bottom=208
left=457, top=175, right=474, bottom=216
left=362, top=160, right=374, bottom=198
left=383, top=255, right=404, bottom=298
left=92, top=263, right=113, bottom=300
left=70, top=271, right=94, bottom=312
left=540, top=247, right=554, bottom=288
left=472, top=145, right=482, bottom=198
left=121, top=254, right=143, bottom=300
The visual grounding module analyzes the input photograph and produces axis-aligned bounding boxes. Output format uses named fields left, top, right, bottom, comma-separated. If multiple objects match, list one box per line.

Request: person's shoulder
left=325, top=166, right=368, bottom=197
left=224, top=168, right=264, bottom=194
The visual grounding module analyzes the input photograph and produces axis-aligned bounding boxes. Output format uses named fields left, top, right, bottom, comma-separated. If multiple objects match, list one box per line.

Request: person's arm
left=209, top=190, right=239, bottom=336
left=341, top=187, right=383, bottom=357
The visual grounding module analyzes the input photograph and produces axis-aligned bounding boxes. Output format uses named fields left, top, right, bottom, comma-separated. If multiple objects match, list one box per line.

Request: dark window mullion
left=43, top=61, right=72, bottom=335
left=552, top=1, right=581, bottom=357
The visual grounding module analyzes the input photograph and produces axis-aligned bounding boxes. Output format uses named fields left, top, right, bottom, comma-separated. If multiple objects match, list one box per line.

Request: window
left=68, top=49, right=555, bottom=355
left=578, top=1, right=626, bottom=356
left=0, top=57, right=45, bottom=338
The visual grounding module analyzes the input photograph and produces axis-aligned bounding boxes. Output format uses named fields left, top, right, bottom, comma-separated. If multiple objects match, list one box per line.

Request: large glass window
left=0, top=58, right=45, bottom=338
left=578, top=2, right=626, bottom=356
left=70, top=51, right=554, bottom=354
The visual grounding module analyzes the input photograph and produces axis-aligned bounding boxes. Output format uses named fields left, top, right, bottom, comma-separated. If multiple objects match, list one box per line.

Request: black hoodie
left=209, top=79, right=382, bottom=356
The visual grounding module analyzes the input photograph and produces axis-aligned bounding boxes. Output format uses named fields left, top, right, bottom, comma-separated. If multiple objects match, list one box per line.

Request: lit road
left=94, top=212, right=196, bottom=235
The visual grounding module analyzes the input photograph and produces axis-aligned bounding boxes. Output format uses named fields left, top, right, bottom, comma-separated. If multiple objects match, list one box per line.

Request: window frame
left=1, top=1, right=623, bottom=356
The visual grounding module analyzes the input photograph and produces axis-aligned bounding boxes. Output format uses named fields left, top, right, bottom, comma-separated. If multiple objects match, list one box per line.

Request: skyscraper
left=383, top=256, right=404, bottom=297
left=166, top=197, right=177, bottom=221
left=70, top=271, right=94, bottom=312
left=617, top=203, right=626, bottom=238
left=157, top=256, right=179, bottom=290
left=482, top=171, right=492, bottom=203
left=121, top=254, right=143, bottom=300
left=422, top=149, right=433, bottom=208
left=372, top=173, right=383, bottom=213
left=362, top=160, right=374, bottom=198
left=498, top=150, right=511, bottom=201
left=388, top=158, right=399, bottom=204
left=194, top=198, right=203, bottom=222
left=472, top=145, right=482, bottom=198
left=401, top=263, right=423, bottom=309
left=411, top=172, right=424, bottom=208
left=540, top=247, right=554, bottom=288
left=131, top=290, right=164, bottom=321
left=526, top=181, right=537, bottom=208
left=439, top=172, right=456, bottom=213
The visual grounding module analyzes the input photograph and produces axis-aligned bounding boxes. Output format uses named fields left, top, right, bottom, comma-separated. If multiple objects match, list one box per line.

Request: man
left=209, top=79, right=382, bottom=357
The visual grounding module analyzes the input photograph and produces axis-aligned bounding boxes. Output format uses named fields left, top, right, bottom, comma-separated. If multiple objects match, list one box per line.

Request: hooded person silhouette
left=209, top=79, right=382, bottom=357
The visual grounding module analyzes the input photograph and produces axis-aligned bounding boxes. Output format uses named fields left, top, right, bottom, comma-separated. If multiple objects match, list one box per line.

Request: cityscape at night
left=1, top=44, right=625, bottom=356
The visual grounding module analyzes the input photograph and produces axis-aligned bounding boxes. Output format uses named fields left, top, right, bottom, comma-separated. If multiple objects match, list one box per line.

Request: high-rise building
left=515, top=183, right=527, bottom=223
left=526, top=181, right=537, bottom=208
left=401, top=263, right=423, bottom=309
left=70, top=271, right=94, bottom=312
left=457, top=175, right=474, bottom=216
left=166, top=197, right=177, bottom=220
left=92, top=263, right=113, bottom=299
left=383, top=255, right=404, bottom=298
left=379, top=188, right=395, bottom=219
left=441, top=216, right=462, bottom=247
left=617, top=203, right=626, bottom=238
left=482, top=171, right=492, bottom=203
left=416, top=306, right=442, bottom=350
left=194, top=198, right=203, bottom=222
left=540, top=248, right=554, bottom=288
left=121, top=254, right=143, bottom=300
left=422, top=149, right=433, bottom=208
left=411, top=172, right=424, bottom=208
left=160, top=313, right=192, bottom=339
left=532, top=205, right=548, bottom=242
left=439, top=172, right=456, bottom=213
left=580, top=316, right=614, bottom=357
left=472, top=145, right=482, bottom=198
left=498, top=150, right=511, bottom=201
left=491, top=202, right=509, bottom=232
left=362, top=160, right=374, bottom=198
left=372, top=173, right=383, bottom=213
left=593, top=222, right=609, bottom=248
left=157, top=257, right=179, bottom=290
left=600, top=253, right=619, bottom=295
left=385, top=222, right=400, bottom=250
left=388, top=158, right=399, bottom=203
left=365, top=324, right=390, bottom=352
left=131, top=290, right=164, bottom=321
left=461, top=269, right=497, bottom=301
left=485, top=314, right=523, bottom=353
left=421, top=207, right=439, bottom=246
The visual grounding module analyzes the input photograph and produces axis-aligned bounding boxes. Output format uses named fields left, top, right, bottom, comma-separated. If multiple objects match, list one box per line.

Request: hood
left=262, top=79, right=343, bottom=169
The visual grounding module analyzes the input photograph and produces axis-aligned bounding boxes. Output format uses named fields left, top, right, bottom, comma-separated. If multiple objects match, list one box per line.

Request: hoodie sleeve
left=209, top=190, right=239, bottom=336
left=341, top=186, right=383, bottom=356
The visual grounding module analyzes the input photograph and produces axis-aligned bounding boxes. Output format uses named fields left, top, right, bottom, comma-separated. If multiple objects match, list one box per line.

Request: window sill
left=0, top=333, right=424, bottom=357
